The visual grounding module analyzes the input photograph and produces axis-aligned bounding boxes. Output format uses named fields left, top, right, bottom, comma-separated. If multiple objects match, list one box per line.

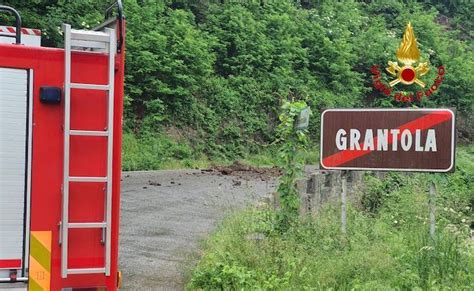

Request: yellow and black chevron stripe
left=29, top=231, right=51, bottom=291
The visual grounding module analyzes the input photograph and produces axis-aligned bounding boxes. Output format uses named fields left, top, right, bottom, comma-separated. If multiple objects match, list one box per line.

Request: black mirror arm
left=0, top=5, right=22, bottom=44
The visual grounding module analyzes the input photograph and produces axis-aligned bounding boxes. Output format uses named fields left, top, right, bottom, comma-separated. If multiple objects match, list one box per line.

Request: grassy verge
left=186, top=146, right=474, bottom=290
left=122, top=132, right=212, bottom=171
left=122, top=132, right=319, bottom=170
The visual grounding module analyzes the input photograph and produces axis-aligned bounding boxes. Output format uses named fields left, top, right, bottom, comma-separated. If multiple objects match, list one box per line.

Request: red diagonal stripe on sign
left=322, top=111, right=452, bottom=167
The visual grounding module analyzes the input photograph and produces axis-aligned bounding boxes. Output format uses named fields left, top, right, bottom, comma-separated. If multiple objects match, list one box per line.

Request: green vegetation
left=122, top=132, right=206, bottom=170
left=4, top=1, right=472, bottom=288
left=122, top=131, right=319, bottom=170
left=275, top=100, right=310, bottom=231
left=187, top=146, right=474, bottom=290
left=2, top=1, right=472, bottom=169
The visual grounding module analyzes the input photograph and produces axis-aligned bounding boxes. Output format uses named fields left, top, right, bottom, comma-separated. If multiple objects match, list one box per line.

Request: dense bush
left=2, top=1, right=472, bottom=168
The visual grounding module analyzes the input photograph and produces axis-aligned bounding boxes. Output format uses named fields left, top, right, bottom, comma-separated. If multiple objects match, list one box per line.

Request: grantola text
left=335, top=129, right=437, bottom=152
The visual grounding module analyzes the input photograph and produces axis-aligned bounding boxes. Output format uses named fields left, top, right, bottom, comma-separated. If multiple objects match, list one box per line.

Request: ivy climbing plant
left=275, top=100, right=310, bottom=231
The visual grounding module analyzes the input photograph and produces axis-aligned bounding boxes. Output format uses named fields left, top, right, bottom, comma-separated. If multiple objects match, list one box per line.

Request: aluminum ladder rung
left=69, top=176, right=107, bottom=183
left=68, top=222, right=106, bottom=229
left=71, top=29, right=110, bottom=42
left=70, top=130, right=109, bottom=137
left=70, top=83, right=109, bottom=90
left=67, top=268, right=106, bottom=275
left=71, top=39, right=107, bottom=51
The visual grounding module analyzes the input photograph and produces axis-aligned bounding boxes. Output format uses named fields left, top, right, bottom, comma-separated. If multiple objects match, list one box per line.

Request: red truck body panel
left=0, top=24, right=125, bottom=289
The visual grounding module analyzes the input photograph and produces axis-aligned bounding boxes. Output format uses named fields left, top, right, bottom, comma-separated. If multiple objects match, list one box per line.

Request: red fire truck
left=0, top=1, right=125, bottom=290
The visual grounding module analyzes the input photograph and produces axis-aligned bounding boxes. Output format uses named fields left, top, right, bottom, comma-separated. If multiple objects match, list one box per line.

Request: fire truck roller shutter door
left=0, top=68, right=30, bottom=281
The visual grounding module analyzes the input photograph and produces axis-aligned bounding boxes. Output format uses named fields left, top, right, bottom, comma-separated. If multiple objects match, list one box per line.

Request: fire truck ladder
left=60, top=24, right=116, bottom=278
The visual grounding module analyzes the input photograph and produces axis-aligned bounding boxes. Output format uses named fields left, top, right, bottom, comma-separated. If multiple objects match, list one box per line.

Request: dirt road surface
left=119, top=166, right=279, bottom=290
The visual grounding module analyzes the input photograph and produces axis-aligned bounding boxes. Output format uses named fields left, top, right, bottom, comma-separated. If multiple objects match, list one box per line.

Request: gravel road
left=119, top=168, right=278, bottom=290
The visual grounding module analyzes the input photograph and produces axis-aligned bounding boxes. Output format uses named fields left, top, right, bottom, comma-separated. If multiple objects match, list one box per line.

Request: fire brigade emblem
left=386, top=22, right=429, bottom=87
left=371, top=22, right=445, bottom=103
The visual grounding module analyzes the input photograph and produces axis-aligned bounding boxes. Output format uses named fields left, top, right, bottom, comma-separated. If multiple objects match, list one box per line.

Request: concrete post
left=296, top=179, right=308, bottom=216
left=306, top=174, right=316, bottom=215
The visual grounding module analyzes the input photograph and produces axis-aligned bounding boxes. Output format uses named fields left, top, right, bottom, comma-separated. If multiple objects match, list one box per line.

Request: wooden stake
left=429, top=181, right=436, bottom=240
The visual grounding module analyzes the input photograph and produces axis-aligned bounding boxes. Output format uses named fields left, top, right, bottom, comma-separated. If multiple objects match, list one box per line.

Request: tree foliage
left=2, top=0, right=472, bottom=159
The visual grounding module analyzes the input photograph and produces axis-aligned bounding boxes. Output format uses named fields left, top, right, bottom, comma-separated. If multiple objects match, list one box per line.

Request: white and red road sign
left=0, top=26, right=41, bottom=46
left=320, top=109, right=455, bottom=172
left=0, top=26, right=41, bottom=36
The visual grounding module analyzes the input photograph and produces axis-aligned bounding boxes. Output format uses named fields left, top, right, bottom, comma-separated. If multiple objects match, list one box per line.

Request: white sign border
left=320, top=108, right=456, bottom=172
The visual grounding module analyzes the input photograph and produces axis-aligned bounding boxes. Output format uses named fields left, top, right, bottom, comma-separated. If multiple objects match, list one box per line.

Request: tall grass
left=187, top=146, right=474, bottom=290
